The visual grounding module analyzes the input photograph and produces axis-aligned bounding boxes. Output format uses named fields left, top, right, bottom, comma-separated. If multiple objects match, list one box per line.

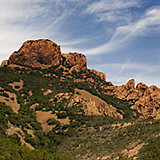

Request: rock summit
left=7, top=39, right=87, bottom=70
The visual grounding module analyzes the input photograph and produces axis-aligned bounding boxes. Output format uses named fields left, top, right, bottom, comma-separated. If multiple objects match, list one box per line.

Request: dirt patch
left=43, top=89, right=52, bottom=96
left=126, top=140, right=141, bottom=150
left=36, top=111, right=70, bottom=132
left=7, top=122, right=34, bottom=150
left=28, top=90, right=33, bottom=96
left=51, top=114, right=70, bottom=126
left=123, top=122, right=134, bottom=128
left=8, top=64, right=28, bottom=69
left=36, top=111, right=56, bottom=132
left=74, top=79, right=85, bottom=83
left=128, top=143, right=145, bottom=158
left=26, top=128, right=35, bottom=138
left=111, top=123, right=122, bottom=129
left=9, top=79, right=23, bottom=91
left=121, top=142, right=145, bottom=159
left=111, top=122, right=136, bottom=130
left=0, top=91, right=20, bottom=113
left=99, top=153, right=114, bottom=160
left=30, top=103, right=39, bottom=110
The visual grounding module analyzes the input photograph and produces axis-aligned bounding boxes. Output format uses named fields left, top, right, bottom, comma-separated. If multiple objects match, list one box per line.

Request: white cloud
left=0, top=0, right=78, bottom=63
left=0, top=0, right=94, bottom=64
left=0, top=1, right=46, bottom=24
left=85, top=0, right=140, bottom=22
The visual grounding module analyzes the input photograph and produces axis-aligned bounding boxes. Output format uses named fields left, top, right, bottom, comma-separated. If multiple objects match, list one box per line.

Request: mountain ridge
left=0, top=39, right=160, bottom=159
left=1, top=39, right=106, bottom=81
left=2, top=39, right=160, bottom=120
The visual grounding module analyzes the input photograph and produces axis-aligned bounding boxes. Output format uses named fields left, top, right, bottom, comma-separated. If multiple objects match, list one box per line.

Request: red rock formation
left=90, top=69, right=106, bottom=81
left=8, top=39, right=62, bottom=69
left=3, top=39, right=106, bottom=81
left=62, top=52, right=87, bottom=71
left=126, top=79, right=135, bottom=90
left=106, top=79, right=160, bottom=120
left=8, top=39, right=88, bottom=71
left=136, top=82, right=148, bottom=91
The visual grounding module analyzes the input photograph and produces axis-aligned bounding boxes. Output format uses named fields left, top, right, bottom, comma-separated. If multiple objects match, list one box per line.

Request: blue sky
left=1, top=0, right=160, bottom=87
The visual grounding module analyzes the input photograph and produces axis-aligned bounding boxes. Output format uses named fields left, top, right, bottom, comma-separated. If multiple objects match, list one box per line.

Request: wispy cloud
left=85, top=0, right=141, bottom=22
left=84, top=6, right=160, bottom=55
left=86, top=0, right=140, bottom=12
left=0, top=0, right=81, bottom=62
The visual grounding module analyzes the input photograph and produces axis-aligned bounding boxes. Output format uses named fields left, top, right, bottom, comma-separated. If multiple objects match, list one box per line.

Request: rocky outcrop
left=106, top=79, right=160, bottom=120
left=0, top=60, right=8, bottom=67
left=8, top=39, right=62, bottom=69
left=90, top=69, right=106, bottom=81
left=131, top=85, right=160, bottom=119
left=62, top=52, right=87, bottom=71
left=126, top=79, right=135, bottom=90
left=7, top=39, right=87, bottom=71
left=2, top=39, right=106, bottom=81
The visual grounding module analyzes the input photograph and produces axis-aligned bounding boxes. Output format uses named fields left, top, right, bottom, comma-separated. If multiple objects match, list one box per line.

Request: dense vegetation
left=0, top=65, right=160, bottom=159
left=0, top=138, right=72, bottom=160
left=138, top=136, right=160, bottom=159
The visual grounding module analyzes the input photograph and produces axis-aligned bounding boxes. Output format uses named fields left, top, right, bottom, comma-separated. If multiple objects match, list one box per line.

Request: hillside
left=0, top=39, right=160, bottom=159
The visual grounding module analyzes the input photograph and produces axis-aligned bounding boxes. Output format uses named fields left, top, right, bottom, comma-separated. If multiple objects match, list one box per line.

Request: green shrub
left=15, top=85, right=20, bottom=89
left=0, top=92, right=9, bottom=98
left=46, top=118, right=58, bottom=125
left=56, top=112, right=67, bottom=119
left=76, top=91, right=80, bottom=95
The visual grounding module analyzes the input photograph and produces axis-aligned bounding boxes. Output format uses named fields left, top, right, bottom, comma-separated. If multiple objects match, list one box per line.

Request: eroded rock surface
left=90, top=69, right=106, bottom=81
left=106, top=79, right=160, bottom=119
left=8, top=39, right=62, bottom=69
left=62, top=52, right=87, bottom=71
left=8, top=39, right=87, bottom=71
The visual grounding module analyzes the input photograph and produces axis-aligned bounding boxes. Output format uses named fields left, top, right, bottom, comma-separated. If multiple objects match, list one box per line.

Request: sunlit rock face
left=106, top=79, right=160, bottom=119
left=8, top=39, right=87, bottom=70
left=8, top=39, right=62, bottom=69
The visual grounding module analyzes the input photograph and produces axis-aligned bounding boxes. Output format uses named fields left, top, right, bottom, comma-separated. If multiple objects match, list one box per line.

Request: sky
left=1, top=0, right=160, bottom=87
